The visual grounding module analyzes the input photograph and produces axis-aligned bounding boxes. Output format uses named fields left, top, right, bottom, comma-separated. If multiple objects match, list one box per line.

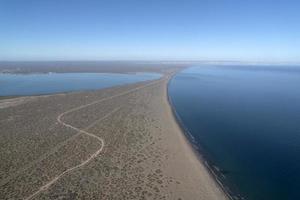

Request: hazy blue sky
left=1, top=0, right=299, bottom=62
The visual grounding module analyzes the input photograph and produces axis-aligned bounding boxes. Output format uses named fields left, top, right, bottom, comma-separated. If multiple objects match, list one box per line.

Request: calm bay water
left=0, top=72, right=161, bottom=96
left=169, top=66, right=300, bottom=200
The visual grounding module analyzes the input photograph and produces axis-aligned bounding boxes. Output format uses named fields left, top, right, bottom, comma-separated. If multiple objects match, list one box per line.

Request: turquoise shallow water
left=169, top=65, right=300, bottom=200
left=0, top=72, right=161, bottom=96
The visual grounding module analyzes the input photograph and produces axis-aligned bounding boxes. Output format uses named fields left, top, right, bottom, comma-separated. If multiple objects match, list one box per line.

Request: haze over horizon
left=1, top=0, right=299, bottom=62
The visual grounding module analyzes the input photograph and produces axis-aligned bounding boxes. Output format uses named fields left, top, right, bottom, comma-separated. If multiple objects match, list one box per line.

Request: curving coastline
left=165, top=70, right=234, bottom=200
left=1, top=68, right=230, bottom=199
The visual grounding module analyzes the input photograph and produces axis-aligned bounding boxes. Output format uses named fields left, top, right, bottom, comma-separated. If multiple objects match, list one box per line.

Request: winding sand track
left=24, top=78, right=164, bottom=200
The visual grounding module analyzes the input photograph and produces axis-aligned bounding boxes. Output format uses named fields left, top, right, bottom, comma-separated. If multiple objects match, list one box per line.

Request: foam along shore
left=0, top=69, right=227, bottom=199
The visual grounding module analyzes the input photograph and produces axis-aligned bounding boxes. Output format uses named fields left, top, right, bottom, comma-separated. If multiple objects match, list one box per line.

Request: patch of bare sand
left=0, top=96, right=37, bottom=109
left=157, top=76, right=228, bottom=199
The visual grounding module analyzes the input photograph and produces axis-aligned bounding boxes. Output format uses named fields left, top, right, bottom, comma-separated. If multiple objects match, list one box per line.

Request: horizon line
left=1, top=60, right=300, bottom=66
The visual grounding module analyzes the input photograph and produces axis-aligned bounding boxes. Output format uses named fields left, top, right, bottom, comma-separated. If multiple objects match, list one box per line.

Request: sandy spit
left=0, top=69, right=228, bottom=199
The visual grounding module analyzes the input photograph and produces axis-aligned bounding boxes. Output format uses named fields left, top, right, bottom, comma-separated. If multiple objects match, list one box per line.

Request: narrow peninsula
left=0, top=66, right=227, bottom=199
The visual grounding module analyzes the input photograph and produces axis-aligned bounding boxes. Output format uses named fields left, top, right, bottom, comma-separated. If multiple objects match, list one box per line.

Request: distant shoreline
left=0, top=71, right=162, bottom=97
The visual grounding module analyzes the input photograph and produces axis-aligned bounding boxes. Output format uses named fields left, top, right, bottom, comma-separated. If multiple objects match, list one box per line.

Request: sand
left=0, top=69, right=227, bottom=199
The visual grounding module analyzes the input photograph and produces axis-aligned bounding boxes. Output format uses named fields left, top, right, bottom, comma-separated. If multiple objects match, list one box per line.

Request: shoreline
left=1, top=68, right=234, bottom=199
left=0, top=71, right=162, bottom=98
left=165, top=71, right=235, bottom=200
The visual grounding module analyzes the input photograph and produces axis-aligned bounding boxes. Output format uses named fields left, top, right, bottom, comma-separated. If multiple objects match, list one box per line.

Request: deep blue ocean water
left=169, top=65, right=300, bottom=200
left=0, top=72, right=161, bottom=96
